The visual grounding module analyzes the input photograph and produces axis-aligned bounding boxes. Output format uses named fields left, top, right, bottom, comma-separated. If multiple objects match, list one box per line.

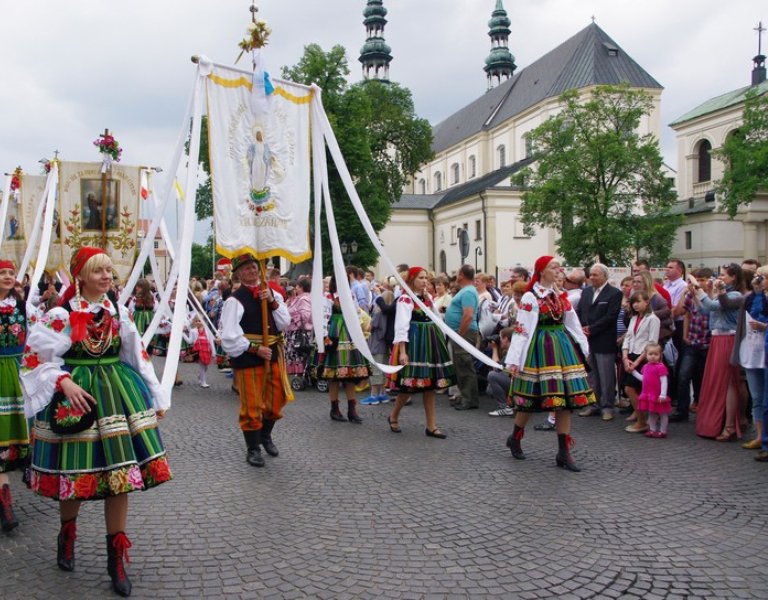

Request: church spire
left=359, top=0, right=393, bottom=82
left=484, top=0, right=516, bottom=90
left=753, top=21, right=766, bottom=86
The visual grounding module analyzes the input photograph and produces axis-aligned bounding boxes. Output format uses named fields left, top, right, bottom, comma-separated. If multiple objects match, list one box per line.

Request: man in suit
left=577, top=264, right=623, bottom=420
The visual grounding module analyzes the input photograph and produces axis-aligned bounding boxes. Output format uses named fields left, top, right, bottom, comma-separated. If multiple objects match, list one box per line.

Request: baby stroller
left=288, top=329, right=329, bottom=393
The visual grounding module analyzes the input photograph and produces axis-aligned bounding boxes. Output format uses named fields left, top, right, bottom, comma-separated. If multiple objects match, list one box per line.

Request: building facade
left=375, top=6, right=663, bottom=278
left=669, top=53, right=768, bottom=269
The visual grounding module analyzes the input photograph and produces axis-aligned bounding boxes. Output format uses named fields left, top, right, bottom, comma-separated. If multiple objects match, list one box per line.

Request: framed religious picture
left=80, top=179, right=120, bottom=231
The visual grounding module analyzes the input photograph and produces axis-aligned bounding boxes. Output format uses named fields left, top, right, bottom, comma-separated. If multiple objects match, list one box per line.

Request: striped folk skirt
left=0, top=352, right=30, bottom=473
left=389, top=321, right=456, bottom=393
left=30, top=356, right=172, bottom=501
left=315, top=314, right=370, bottom=382
left=132, top=308, right=153, bottom=337
left=508, top=323, right=596, bottom=413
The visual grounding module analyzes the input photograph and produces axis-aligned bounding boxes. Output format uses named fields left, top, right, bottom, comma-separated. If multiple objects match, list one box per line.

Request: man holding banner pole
left=220, top=253, right=293, bottom=468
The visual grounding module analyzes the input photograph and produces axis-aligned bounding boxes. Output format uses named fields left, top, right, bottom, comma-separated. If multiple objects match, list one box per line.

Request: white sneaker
left=488, top=407, right=515, bottom=417
left=200, top=383, right=210, bottom=388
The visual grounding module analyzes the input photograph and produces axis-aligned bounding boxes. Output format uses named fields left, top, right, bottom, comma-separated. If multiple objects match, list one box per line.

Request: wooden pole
left=259, top=259, right=270, bottom=361
left=100, top=128, right=110, bottom=250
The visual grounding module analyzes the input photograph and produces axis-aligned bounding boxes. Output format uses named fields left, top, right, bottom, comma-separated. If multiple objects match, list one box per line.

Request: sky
left=0, top=0, right=764, bottom=235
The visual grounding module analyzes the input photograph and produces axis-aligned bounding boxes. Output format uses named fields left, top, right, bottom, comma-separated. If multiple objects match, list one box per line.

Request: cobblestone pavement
left=2, top=362, right=768, bottom=599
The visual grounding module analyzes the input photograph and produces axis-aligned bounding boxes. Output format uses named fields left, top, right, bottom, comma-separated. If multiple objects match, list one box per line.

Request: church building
left=371, top=1, right=664, bottom=277
left=669, top=29, right=768, bottom=268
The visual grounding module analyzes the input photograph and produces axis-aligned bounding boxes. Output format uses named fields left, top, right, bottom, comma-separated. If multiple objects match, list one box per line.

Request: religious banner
left=205, top=65, right=312, bottom=262
left=4, top=173, right=47, bottom=270
left=57, top=161, right=141, bottom=282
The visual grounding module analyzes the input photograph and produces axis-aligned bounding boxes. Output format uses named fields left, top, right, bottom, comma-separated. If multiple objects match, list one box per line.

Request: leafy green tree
left=713, top=89, right=768, bottom=218
left=516, top=84, right=678, bottom=266
left=190, top=239, right=213, bottom=280
left=282, top=44, right=433, bottom=270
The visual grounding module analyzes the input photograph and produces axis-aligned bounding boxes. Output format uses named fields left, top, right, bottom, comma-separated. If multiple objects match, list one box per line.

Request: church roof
left=669, top=79, right=768, bottom=127
left=432, top=23, right=662, bottom=153
left=434, top=157, right=533, bottom=209
left=394, top=194, right=443, bottom=210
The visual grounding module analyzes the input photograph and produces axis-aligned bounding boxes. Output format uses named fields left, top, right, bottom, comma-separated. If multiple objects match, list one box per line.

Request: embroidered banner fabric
left=205, top=67, right=312, bottom=262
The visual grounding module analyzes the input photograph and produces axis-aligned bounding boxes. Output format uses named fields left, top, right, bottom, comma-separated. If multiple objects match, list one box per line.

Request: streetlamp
left=340, top=240, right=358, bottom=265
left=474, top=246, right=483, bottom=272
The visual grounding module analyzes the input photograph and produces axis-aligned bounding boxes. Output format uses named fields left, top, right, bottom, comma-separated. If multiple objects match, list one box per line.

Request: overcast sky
left=1, top=0, right=763, bottom=188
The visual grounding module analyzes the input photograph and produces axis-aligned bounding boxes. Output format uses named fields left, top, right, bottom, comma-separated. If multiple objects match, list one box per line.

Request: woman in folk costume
left=316, top=276, right=370, bottom=424
left=127, top=278, right=155, bottom=337
left=387, top=267, right=456, bottom=438
left=0, top=259, right=31, bottom=532
left=504, top=256, right=596, bottom=472
left=20, top=247, right=172, bottom=597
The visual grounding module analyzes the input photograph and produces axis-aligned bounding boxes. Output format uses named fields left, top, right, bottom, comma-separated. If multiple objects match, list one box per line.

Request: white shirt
left=219, top=291, right=291, bottom=358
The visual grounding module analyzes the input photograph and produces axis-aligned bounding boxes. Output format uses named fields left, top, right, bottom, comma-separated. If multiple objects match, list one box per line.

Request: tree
left=190, top=238, right=213, bottom=279
left=187, top=116, right=212, bottom=220
left=516, top=84, right=679, bottom=266
left=281, top=44, right=433, bottom=270
left=713, top=89, right=768, bottom=218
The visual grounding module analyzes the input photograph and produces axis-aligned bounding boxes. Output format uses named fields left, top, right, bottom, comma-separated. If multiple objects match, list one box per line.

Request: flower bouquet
left=93, top=131, right=122, bottom=172
left=236, top=19, right=272, bottom=63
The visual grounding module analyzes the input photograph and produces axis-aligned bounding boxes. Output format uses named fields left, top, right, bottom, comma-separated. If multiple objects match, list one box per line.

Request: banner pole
left=259, top=258, right=270, bottom=361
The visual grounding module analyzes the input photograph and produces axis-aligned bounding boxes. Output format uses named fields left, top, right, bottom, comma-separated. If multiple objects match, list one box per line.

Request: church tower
left=359, top=0, right=393, bottom=82
left=484, top=0, right=516, bottom=90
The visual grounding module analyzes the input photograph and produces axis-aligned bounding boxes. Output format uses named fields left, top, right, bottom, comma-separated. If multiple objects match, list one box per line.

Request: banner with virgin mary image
left=57, top=161, right=141, bottom=282
left=4, top=174, right=49, bottom=270
left=205, top=65, right=312, bottom=262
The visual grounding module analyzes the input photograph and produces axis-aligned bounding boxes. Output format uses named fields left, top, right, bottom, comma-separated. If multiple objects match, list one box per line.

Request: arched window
left=434, top=171, right=442, bottom=192
left=696, top=139, right=712, bottom=183
left=524, top=134, right=534, bottom=158
left=497, top=144, right=506, bottom=168
left=451, top=163, right=460, bottom=185
left=468, top=155, right=476, bottom=179
left=419, top=178, right=426, bottom=194
left=439, top=250, right=447, bottom=274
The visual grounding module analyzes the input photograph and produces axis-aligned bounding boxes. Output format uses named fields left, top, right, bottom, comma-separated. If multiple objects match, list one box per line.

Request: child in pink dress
left=631, top=342, right=672, bottom=438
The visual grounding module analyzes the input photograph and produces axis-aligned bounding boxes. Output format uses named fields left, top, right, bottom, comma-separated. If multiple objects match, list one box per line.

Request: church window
left=685, top=231, right=692, bottom=250
left=524, top=134, right=534, bottom=158
left=419, top=178, right=426, bottom=194
left=468, top=155, right=476, bottom=179
left=450, top=225, right=457, bottom=245
left=696, top=139, right=712, bottom=183
left=498, top=144, right=506, bottom=168
left=435, top=172, right=442, bottom=192
left=451, top=163, right=460, bottom=185
left=439, top=250, right=447, bottom=274
left=474, top=219, right=482, bottom=241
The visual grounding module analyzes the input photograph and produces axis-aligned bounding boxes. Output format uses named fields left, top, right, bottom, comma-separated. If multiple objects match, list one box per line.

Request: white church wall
left=375, top=211, right=432, bottom=279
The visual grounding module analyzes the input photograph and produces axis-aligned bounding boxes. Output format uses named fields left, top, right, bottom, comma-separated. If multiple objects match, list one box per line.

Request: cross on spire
left=755, top=21, right=766, bottom=56
left=250, top=1, right=259, bottom=23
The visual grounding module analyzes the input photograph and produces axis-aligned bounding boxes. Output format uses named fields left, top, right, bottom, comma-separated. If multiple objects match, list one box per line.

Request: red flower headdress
left=526, top=255, right=555, bottom=293
left=59, top=247, right=108, bottom=342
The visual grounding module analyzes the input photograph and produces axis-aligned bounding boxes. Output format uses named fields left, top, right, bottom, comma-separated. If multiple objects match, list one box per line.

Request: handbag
left=49, top=392, right=96, bottom=434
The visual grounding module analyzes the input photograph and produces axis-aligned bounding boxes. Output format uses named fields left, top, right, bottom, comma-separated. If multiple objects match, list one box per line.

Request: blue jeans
left=762, top=369, right=768, bottom=451
left=675, top=345, right=708, bottom=418
left=745, top=368, right=765, bottom=425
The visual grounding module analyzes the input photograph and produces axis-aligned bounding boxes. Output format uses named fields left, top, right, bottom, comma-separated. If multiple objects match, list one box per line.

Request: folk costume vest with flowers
left=62, top=292, right=121, bottom=360
left=518, top=286, right=571, bottom=331
left=0, top=295, right=26, bottom=355
left=230, top=285, right=279, bottom=369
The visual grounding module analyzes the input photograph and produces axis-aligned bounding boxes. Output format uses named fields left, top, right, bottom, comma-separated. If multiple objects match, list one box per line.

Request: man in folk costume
left=220, top=253, right=293, bottom=467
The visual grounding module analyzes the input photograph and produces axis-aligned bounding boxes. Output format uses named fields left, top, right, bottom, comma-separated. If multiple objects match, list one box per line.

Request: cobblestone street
left=2, top=362, right=768, bottom=599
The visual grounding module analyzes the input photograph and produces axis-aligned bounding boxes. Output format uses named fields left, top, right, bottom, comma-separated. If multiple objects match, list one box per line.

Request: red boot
left=0, top=484, right=18, bottom=532
left=107, top=532, right=133, bottom=597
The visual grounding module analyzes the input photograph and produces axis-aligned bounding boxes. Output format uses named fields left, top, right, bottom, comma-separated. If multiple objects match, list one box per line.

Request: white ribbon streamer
left=28, top=163, right=60, bottom=297
left=18, top=169, right=54, bottom=278
left=0, top=174, right=12, bottom=254
left=312, top=90, right=503, bottom=371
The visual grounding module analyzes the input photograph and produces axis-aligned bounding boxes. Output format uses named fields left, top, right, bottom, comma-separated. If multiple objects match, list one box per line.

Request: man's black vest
left=229, top=285, right=279, bottom=369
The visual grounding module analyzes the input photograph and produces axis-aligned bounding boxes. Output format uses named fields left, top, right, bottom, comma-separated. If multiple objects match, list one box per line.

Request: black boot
left=260, top=420, right=279, bottom=457
left=330, top=401, right=347, bottom=422
left=0, top=483, right=19, bottom=532
left=57, top=518, right=77, bottom=571
left=556, top=433, right=581, bottom=472
left=243, top=431, right=265, bottom=467
left=347, top=400, right=363, bottom=424
left=506, top=425, right=526, bottom=460
left=106, top=532, right=132, bottom=597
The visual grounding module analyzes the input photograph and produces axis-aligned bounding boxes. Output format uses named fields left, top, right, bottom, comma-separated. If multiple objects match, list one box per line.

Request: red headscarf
left=526, top=255, right=555, bottom=293
left=406, top=266, right=425, bottom=283
left=58, top=246, right=108, bottom=319
left=0, top=259, right=16, bottom=272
